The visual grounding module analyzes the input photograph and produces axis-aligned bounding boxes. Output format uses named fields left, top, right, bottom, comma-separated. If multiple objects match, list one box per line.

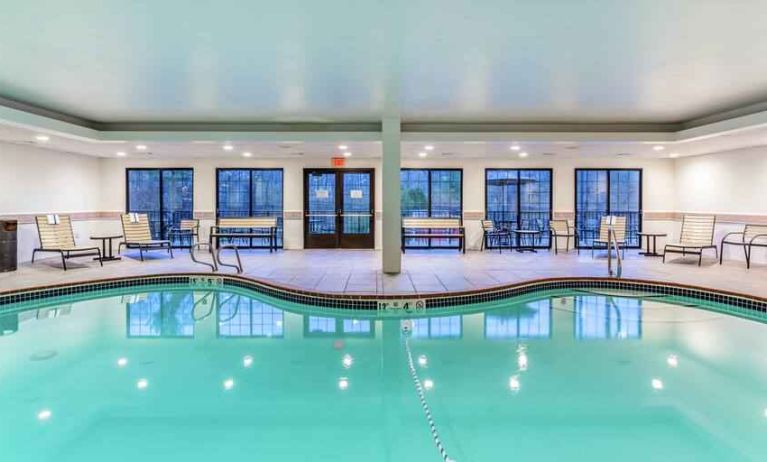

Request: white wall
left=674, top=146, right=767, bottom=264
left=0, top=142, right=105, bottom=262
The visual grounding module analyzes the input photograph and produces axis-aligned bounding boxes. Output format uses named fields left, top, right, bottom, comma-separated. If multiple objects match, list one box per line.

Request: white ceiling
left=3, top=122, right=767, bottom=159
left=2, top=0, right=767, bottom=124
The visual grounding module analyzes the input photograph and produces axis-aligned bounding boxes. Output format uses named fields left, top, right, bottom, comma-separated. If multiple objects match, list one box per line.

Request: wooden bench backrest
left=598, top=216, right=627, bottom=242
left=121, top=213, right=153, bottom=242
left=402, top=217, right=462, bottom=229
left=179, top=219, right=199, bottom=231
left=744, top=224, right=767, bottom=242
left=218, top=217, right=278, bottom=228
left=549, top=219, right=573, bottom=234
left=35, top=215, right=76, bottom=249
left=680, top=214, right=716, bottom=246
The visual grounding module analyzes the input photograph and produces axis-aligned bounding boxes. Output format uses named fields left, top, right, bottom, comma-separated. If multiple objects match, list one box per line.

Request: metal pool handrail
left=607, top=221, right=623, bottom=278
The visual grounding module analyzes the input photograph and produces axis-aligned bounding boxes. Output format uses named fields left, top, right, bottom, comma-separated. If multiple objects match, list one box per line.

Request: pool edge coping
left=1, top=272, right=766, bottom=314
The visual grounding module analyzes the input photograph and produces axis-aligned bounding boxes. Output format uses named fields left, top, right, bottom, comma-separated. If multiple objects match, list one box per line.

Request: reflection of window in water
left=218, top=294, right=284, bottom=338
left=305, top=316, right=373, bottom=338
left=575, top=296, right=642, bottom=339
left=485, top=300, right=552, bottom=339
left=127, top=292, right=195, bottom=338
left=411, top=316, right=462, bottom=339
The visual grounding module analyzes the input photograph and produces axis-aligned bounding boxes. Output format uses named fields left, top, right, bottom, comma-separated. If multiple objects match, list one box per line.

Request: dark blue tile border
left=1, top=274, right=765, bottom=314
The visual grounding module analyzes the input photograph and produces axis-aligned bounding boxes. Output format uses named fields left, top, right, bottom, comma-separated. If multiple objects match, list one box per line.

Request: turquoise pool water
left=1, top=286, right=766, bottom=461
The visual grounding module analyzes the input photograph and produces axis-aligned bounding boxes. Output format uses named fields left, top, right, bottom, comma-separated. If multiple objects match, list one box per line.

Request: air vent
left=441, top=152, right=456, bottom=156
left=616, top=152, right=632, bottom=157
left=542, top=152, right=556, bottom=157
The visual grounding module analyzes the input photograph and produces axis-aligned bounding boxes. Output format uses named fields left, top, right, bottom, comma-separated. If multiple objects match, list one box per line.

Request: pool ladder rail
left=607, top=223, right=623, bottom=278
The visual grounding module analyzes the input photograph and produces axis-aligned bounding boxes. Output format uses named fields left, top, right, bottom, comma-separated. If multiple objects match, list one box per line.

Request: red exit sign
left=331, top=157, right=346, bottom=167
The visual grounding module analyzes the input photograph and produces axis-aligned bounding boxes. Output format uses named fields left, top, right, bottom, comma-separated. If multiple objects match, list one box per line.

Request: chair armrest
left=748, top=233, right=767, bottom=245
left=721, top=231, right=745, bottom=242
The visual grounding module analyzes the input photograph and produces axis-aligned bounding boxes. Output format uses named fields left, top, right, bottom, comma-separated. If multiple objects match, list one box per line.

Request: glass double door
left=304, top=169, right=374, bottom=249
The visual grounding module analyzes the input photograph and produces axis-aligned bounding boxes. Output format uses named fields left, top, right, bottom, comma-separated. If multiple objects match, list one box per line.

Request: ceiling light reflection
left=342, top=354, right=354, bottom=369
left=651, top=378, right=664, bottom=390
left=666, top=355, right=678, bottom=368
left=117, top=357, right=128, bottom=368
left=509, top=375, right=521, bottom=392
left=136, top=378, right=149, bottom=390
left=243, top=355, right=254, bottom=368
left=423, top=379, right=434, bottom=391
left=417, top=355, right=428, bottom=367
left=338, top=377, right=349, bottom=390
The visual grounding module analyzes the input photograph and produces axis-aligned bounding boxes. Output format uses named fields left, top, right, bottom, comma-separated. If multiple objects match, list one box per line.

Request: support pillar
left=382, top=118, right=401, bottom=274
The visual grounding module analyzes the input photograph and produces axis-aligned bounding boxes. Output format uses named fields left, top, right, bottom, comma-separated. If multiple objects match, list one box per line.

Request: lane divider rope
left=404, top=336, right=456, bottom=462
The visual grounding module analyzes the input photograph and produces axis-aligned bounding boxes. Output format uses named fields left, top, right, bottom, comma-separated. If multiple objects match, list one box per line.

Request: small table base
left=512, top=230, right=541, bottom=253
left=638, top=232, right=667, bottom=257
left=90, top=235, right=122, bottom=262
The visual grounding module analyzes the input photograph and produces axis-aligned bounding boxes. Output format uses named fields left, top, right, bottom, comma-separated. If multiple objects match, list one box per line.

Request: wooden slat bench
left=401, top=217, right=465, bottom=253
left=212, top=217, right=279, bottom=252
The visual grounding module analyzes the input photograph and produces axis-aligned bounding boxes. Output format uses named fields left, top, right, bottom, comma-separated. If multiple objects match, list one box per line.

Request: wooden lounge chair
left=663, top=214, right=717, bottom=266
left=591, top=216, right=626, bottom=258
left=118, top=213, right=174, bottom=261
left=719, top=223, right=767, bottom=269
left=549, top=219, right=578, bottom=254
left=32, top=215, right=102, bottom=270
left=167, top=218, right=200, bottom=249
left=480, top=219, right=511, bottom=252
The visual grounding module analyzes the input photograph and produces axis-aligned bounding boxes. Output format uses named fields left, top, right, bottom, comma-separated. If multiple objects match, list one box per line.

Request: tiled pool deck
left=1, top=248, right=765, bottom=299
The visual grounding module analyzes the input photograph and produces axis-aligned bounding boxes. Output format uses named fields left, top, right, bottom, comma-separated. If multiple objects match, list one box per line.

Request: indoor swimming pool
left=0, top=285, right=765, bottom=461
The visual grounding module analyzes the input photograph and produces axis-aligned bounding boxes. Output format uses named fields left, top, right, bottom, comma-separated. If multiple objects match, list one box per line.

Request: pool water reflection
left=0, top=288, right=765, bottom=461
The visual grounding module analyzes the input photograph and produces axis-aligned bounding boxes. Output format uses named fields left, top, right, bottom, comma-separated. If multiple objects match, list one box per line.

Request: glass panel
left=575, top=169, right=641, bottom=247
left=217, top=169, right=284, bottom=248
left=126, top=292, right=194, bottom=338
left=127, top=169, right=193, bottom=243
left=575, top=170, right=609, bottom=247
left=485, top=300, right=552, bottom=339
left=218, top=295, right=284, bottom=338
left=411, top=316, right=462, bottom=339
left=307, top=173, right=336, bottom=235
left=127, top=169, right=161, bottom=238
left=575, top=296, right=642, bottom=339
left=401, top=169, right=462, bottom=248
left=252, top=170, right=284, bottom=246
left=609, top=170, right=641, bottom=246
left=162, top=170, right=194, bottom=244
left=486, top=170, right=551, bottom=248
left=342, top=172, right=371, bottom=235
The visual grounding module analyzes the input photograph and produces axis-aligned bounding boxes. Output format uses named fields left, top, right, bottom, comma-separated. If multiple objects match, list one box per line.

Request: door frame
left=303, top=168, right=375, bottom=249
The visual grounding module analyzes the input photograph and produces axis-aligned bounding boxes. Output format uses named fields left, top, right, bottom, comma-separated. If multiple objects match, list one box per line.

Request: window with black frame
left=216, top=169, right=284, bottom=248
left=126, top=169, right=194, bottom=246
left=575, top=169, right=642, bottom=248
left=401, top=169, right=462, bottom=248
left=485, top=169, right=552, bottom=248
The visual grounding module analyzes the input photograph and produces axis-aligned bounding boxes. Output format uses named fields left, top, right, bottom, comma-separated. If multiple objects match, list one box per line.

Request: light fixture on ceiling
left=518, top=151, right=529, bottom=158
left=424, top=145, right=434, bottom=151
left=242, top=152, right=253, bottom=158
left=223, top=144, right=234, bottom=151
left=669, top=152, right=680, bottom=158
left=136, top=144, right=147, bottom=151
left=116, top=151, right=127, bottom=157
left=343, top=151, right=352, bottom=157
left=418, top=151, right=428, bottom=158
left=338, top=144, right=348, bottom=150
left=35, top=134, right=50, bottom=142
left=510, top=145, right=521, bottom=151
left=653, top=145, right=665, bottom=151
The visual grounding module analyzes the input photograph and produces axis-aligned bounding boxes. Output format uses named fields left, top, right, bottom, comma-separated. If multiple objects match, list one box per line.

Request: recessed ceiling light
left=343, top=151, right=352, bottom=157
left=418, top=152, right=428, bottom=158
left=116, top=151, right=126, bottom=157
left=136, top=144, right=147, bottom=151
left=518, top=151, right=529, bottom=158
left=35, top=134, right=50, bottom=142
left=669, top=152, right=680, bottom=158
left=653, top=145, right=665, bottom=151
left=510, top=145, right=521, bottom=151
left=223, top=144, right=234, bottom=151
left=338, top=144, right=348, bottom=150
left=242, top=152, right=253, bottom=158
left=424, top=145, right=434, bottom=151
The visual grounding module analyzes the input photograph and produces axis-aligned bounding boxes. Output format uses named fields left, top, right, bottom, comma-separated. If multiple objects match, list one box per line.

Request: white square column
left=381, top=118, right=401, bottom=274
